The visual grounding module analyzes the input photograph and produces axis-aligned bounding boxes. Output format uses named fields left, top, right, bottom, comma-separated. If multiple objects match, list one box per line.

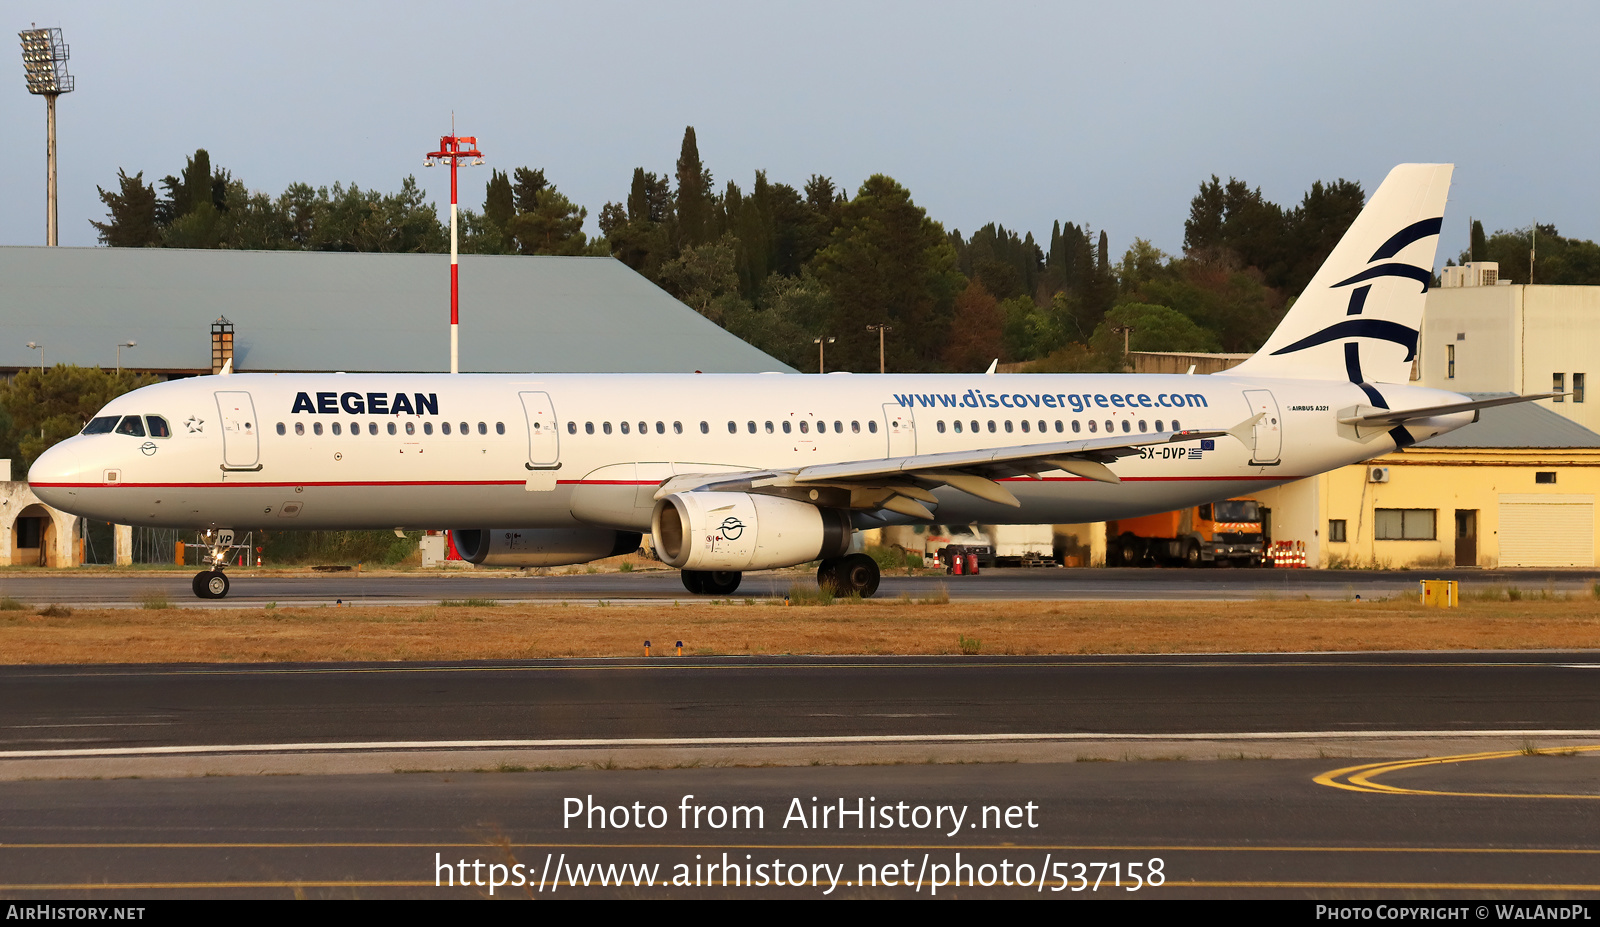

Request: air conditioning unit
left=1368, top=466, right=1390, bottom=483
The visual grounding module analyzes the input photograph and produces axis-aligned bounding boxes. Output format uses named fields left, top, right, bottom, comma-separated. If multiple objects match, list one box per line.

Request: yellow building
left=1251, top=398, right=1600, bottom=569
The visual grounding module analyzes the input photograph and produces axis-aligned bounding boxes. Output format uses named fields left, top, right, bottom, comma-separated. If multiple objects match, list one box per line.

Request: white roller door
left=1497, top=494, right=1595, bottom=567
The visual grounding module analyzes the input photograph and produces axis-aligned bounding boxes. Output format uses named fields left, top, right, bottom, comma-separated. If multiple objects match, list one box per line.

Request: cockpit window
left=146, top=416, right=171, bottom=438
left=114, top=415, right=146, bottom=437
left=82, top=416, right=119, bottom=435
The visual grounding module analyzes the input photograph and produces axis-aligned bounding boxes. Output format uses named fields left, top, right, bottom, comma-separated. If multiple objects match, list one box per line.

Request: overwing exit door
left=882, top=404, right=916, bottom=457
left=520, top=391, right=561, bottom=468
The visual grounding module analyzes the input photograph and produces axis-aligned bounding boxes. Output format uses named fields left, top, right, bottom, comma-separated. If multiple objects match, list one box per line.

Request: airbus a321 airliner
left=28, top=163, right=1543, bottom=599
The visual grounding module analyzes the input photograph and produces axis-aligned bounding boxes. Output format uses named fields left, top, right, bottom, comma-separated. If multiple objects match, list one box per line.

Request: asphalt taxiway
left=2, top=566, right=1596, bottom=606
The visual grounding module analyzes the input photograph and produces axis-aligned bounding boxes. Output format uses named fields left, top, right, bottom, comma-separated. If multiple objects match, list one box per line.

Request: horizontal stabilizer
left=1337, top=393, right=1557, bottom=427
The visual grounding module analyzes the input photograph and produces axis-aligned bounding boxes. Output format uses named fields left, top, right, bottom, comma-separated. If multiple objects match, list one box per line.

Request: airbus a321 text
left=29, top=164, right=1546, bottom=598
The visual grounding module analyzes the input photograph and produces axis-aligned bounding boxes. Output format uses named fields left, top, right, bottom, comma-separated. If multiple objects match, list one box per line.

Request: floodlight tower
left=425, top=128, right=484, bottom=374
left=18, top=26, right=75, bottom=246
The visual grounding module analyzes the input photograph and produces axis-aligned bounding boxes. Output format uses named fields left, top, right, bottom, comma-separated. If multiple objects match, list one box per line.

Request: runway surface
left=4, top=652, right=1599, bottom=752
left=3, top=565, right=1597, bottom=606
left=4, top=652, right=1598, bottom=899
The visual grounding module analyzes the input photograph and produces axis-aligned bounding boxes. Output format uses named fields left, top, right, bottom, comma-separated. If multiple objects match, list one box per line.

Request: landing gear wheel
left=835, top=553, right=881, bottom=598
left=192, top=570, right=229, bottom=599
left=702, top=571, right=741, bottom=595
left=681, top=570, right=707, bottom=595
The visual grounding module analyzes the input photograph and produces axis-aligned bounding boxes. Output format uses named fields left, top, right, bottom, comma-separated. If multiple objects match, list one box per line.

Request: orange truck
left=1106, top=498, right=1264, bottom=567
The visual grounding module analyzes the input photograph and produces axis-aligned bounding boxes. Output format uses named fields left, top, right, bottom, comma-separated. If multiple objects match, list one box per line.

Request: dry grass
left=0, top=597, right=1599, bottom=664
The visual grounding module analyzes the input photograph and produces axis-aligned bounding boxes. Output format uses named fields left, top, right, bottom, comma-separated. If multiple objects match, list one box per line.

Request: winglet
left=1226, top=413, right=1264, bottom=446
left=984, top=359, right=998, bottom=375
left=219, top=357, right=233, bottom=376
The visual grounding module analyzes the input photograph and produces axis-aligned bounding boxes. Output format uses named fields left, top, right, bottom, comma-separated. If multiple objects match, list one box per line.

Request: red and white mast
left=425, top=124, right=483, bottom=374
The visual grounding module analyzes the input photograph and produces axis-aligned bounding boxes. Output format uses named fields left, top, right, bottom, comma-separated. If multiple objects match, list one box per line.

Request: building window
left=1536, top=471, right=1557, bottom=484
left=1374, top=508, right=1436, bottom=540
left=1328, top=519, right=1347, bottom=543
left=1554, top=373, right=1566, bottom=401
left=1576, top=373, right=1586, bottom=403
left=1447, top=344, right=1455, bottom=379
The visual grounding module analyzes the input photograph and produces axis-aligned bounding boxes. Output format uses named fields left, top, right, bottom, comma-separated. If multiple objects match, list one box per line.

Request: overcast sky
left=4, top=1, right=1596, bottom=270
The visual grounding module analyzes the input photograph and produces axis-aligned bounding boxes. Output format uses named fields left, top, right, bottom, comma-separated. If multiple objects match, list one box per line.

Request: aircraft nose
left=27, top=440, right=85, bottom=506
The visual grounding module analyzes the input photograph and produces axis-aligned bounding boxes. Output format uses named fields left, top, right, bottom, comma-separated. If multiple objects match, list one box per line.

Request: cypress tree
left=675, top=126, right=713, bottom=246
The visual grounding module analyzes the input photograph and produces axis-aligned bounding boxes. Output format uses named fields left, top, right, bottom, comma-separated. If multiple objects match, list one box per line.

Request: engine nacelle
left=450, top=528, right=642, bottom=567
left=651, top=492, right=851, bottom=571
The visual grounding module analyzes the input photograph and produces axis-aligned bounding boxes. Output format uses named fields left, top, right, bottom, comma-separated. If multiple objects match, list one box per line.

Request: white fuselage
left=28, top=372, right=1474, bottom=534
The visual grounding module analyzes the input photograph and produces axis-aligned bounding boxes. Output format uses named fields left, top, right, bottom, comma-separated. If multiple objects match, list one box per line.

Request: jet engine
left=651, top=492, right=851, bottom=571
left=450, top=528, right=642, bottom=567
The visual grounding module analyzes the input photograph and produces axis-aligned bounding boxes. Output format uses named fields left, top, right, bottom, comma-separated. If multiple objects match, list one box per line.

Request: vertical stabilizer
left=1228, top=163, right=1453, bottom=384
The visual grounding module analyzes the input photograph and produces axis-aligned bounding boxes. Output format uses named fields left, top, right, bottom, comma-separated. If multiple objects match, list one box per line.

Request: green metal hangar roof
left=0, top=247, right=794, bottom=374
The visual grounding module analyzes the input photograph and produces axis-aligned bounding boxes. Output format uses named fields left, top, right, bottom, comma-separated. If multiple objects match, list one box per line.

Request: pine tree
left=90, top=170, right=161, bottom=247
left=483, top=169, right=514, bottom=232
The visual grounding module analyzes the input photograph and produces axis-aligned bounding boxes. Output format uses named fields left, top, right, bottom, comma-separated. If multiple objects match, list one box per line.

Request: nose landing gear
left=191, top=528, right=235, bottom=599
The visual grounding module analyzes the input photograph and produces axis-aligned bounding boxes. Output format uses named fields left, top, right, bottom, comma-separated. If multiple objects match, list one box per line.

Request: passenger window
left=369, top=422, right=378, bottom=435
left=621, top=422, right=630, bottom=434
left=332, top=422, right=342, bottom=436
left=315, top=422, right=325, bottom=436
left=969, top=421, right=978, bottom=433
left=953, top=420, right=963, bottom=433
left=567, top=422, right=577, bottom=435
left=638, top=422, right=647, bottom=435
left=1122, top=420, right=1131, bottom=433
left=1088, top=421, right=1098, bottom=433
left=1056, top=421, right=1064, bottom=433
left=699, top=421, right=709, bottom=434
left=851, top=421, right=860, bottom=434
left=747, top=421, right=756, bottom=434
left=728, top=421, right=737, bottom=434
left=675, top=422, right=684, bottom=434
left=765, top=421, right=774, bottom=434
left=1155, top=420, right=1163, bottom=432
left=799, top=421, right=809, bottom=434
left=295, top=422, right=306, bottom=436
left=387, top=422, right=397, bottom=435
left=936, top=421, right=946, bottom=433
left=585, top=422, right=594, bottom=435
left=497, top=422, right=506, bottom=435
left=783, top=421, right=792, bottom=434
left=1020, top=420, right=1030, bottom=433
left=441, top=422, right=451, bottom=435
left=406, top=422, right=416, bottom=435
left=869, top=421, right=878, bottom=433
left=275, top=422, right=285, bottom=436
left=604, top=422, right=613, bottom=435
left=478, top=422, right=487, bottom=435
left=1104, top=420, right=1113, bottom=433
left=421, top=422, right=430, bottom=435
left=656, top=421, right=665, bottom=434
left=1172, top=420, right=1181, bottom=431
left=1072, top=420, right=1080, bottom=433
left=987, top=421, right=996, bottom=433
left=834, top=421, right=843, bottom=433
left=1039, top=420, right=1047, bottom=433
left=1004, top=421, right=1014, bottom=433
left=1138, top=420, right=1147, bottom=433
left=459, top=422, right=469, bottom=434
left=814, top=421, right=824, bottom=433
left=115, top=416, right=147, bottom=437
left=146, top=416, right=171, bottom=438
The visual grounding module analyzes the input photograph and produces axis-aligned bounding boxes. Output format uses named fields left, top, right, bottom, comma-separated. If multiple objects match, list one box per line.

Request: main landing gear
left=682, top=569, right=742, bottom=596
left=191, top=528, right=235, bottom=600
left=817, top=553, right=880, bottom=598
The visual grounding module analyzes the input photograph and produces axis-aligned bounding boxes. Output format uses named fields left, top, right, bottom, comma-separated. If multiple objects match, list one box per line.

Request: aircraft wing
left=1337, top=392, right=1558, bottom=427
left=654, top=414, right=1261, bottom=518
